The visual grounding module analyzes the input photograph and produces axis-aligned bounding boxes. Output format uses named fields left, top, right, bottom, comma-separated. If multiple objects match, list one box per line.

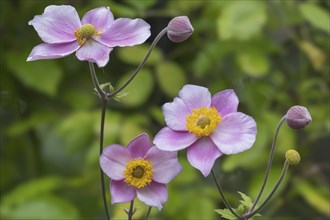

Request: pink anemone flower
left=154, top=84, right=257, bottom=177
left=27, top=5, right=151, bottom=67
left=100, top=133, right=182, bottom=210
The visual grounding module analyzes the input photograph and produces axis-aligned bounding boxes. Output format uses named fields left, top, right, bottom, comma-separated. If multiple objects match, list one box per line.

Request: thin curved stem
left=88, top=62, right=110, bottom=220
left=108, top=27, right=168, bottom=98
left=99, top=99, right=110, bottom=220
left=89, top=62, right=105, bottom=99
left=248, top=116, right=286, bottom=213
left=211, top=169, right=242, bottom=220
left=145, top=206, right=152, bottom=220
left=127, top=200, right=135, bottom=220
left=244, top=160, right=290, bottom=219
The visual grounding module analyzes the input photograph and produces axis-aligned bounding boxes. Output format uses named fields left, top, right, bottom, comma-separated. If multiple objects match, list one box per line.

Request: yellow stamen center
left=74, top=23, right=99, bottom=46
left=123, top=159, right=153, bottom=189
left=186, top=107, right=222, bottom=137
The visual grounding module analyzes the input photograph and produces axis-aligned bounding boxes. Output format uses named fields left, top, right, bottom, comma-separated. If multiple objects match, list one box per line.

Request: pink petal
left=154, top=127, right=198, bottom=151
left=211, top=89, right=239, bottom=117
left=187, top=137, right=223, bottom=177
left=163, top=97, right=190, bottom=131
left=178, top=84, right=211, bottom=111
left=81, top=7, right=114, bottom=32
left=27, top=42, right=80, bottom=61
left=98, top=18, right=151, bottom=47
left=136, top=182, right=167, bottom=210
left=145, top=147, right=182, bottom=184
left=110, top=180, right=136, bottom=204
left=100, top=144, right=131, bottom=180
left=28, top=5, right=81, bottom=44
left=127, top=133, right=153, bottom=159
left=210, top=112, right=257, bottom=155
left=75, top=40, right=113, bottom=67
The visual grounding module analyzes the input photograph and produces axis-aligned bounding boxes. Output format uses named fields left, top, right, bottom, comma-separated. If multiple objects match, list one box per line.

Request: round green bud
left=285, top=149, right=301, bottom=166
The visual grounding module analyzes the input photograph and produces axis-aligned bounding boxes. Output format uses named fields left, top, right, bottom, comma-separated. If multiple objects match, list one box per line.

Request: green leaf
left=0, top=177, right=63, bottom=208
left=125, top=0, right=156, bottom=10
left=117, top=44, right=163, bottom=65
left=6, top=51, right=63, bottom=96
left=8, top=195, right=79, bottom=219
left=7, top=112, right=58, bottom=136
left=237, top=49, right=269, bottom=77
left=55, top=111, right=95, bottom=153
left=119, top=118, right=147, bottom=146
left=117, top=69, right=154, bottom=107
left=296, top=180, right=330, bottom=216
left=299, top=3, right=330, bottom=33
left=156, top=61, right=187, bottom=97
left=238, top=191, right=253, bottom=209
left=217, top=1, right=267, bottom=40
left=215, top=209, right=238, bottom=220
left=150, top=106, right=165, bottom=125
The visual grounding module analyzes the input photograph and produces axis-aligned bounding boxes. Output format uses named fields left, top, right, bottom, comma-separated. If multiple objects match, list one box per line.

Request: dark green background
left=0, top=0, right=329, bottom=219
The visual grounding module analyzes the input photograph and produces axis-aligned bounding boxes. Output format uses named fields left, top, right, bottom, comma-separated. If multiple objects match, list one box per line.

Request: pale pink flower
left=154, top=85, right=257, bottom=177
left=27, top=5, right=150, bottom=67
left=100, top=133, right=182, bottom=210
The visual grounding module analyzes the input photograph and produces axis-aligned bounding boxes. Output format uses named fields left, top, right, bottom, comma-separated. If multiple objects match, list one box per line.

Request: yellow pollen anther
left=74, top=24, right=100, bottom=46
left=186, top=107, right=222, bottom=137
left=124, top=159, right=153, bottom=189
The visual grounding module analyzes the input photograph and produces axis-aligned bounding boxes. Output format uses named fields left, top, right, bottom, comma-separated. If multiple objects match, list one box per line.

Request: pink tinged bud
left=286, top=105, right=312, bottom=129
left=167, top=16, right=194, bottom=42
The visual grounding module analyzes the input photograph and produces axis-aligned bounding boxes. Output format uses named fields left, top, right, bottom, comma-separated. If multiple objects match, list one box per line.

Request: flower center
left=123, top=159, right=153, bottom=189
left=74, top=24, right=98, bottom=46
left=186, top=107, right=222, bottom=137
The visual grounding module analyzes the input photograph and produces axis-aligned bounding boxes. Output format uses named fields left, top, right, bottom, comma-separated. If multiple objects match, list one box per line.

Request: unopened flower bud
left=285, top=149, right=301, bottom=166
left=286, top=106, right=312, bottom=129
left=167, top=16, right=194, bottom=42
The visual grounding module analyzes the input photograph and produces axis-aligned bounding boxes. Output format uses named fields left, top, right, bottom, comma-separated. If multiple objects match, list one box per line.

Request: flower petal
left=100, top=144, right=131, bottom=180
left=75, top=40, right=112, bottom=67
left=127, top=133, right=153, bottom=159
left=187, top=137, right=223, bottom=177
left=178, top=84, right=211, bottom=111
left=98, top=18, right=151, bottom=47
left=28, top=5, right=81, bottom=44
left=27, top=42, right=80, bottom=61
left=210, top=112, right=257, bottom=155
left=154, top=127, right=198, bottom=151
left=81, top=7, right=114, bottom=32
left=211, top=89, right=239, bottom=117
left=110, top=180, right=136, bottom=204
left=136, top=182, right=167, bottom=210
left=163, top=97, right=190, bottom=131
left=145, top=147, right=182, bottom=184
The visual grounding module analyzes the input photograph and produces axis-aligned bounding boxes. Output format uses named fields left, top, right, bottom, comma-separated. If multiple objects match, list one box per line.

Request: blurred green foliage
left=0, top=0, right=329, bottom=219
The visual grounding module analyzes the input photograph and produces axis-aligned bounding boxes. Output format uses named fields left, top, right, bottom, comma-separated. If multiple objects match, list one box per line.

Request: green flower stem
left=211, top=169, right=242, bottom=220
left=89, top=62, right=106, bottom=99
left=128, top=200, right=135, bottom=220
left=99, top=98, right=110, bottom=220
left=145, top=206, right=152, bottom=220
left=88, top=62, right=111, bottom=220
left=244, top=160, right=290, bottom=219
left=107, top=27, right=168, bottom=98
left=248, top=116, right=286, bottom=213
